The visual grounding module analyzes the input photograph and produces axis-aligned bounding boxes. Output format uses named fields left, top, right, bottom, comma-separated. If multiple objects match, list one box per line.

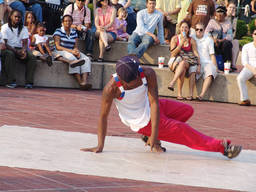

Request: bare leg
left=100, top=31, right=108, bottom=47
left=57, top=56, right=72, bottom=64
left=169, top=61, right=188, bottom=88
left=188, top=72, right=196, bottom=98
left=98, top=38, right=104, bottom=59
left=199, top=75, right=213, bottom=98
left=74, top=73, right=82, bottom=85
left=177, top=70, right=186, bottom=97
left=0, top=4, right=5, bottom=23
left=81, top=72, right=88, bottom=85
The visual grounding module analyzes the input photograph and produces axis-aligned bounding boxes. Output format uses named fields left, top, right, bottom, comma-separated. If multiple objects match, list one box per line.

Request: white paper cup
left=158, top=57, right=165, bottom=68
left=224, top=62, right=231, bottom=74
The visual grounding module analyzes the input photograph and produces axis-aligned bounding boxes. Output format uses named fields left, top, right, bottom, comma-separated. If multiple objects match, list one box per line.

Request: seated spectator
left=118, top=0, right=136, bottom=34
left=110, top=0, right=123, bottom=14
left=237, top=29, right=256, bottom=106
left=186, top=0, right=215, bottom=36
left=31, top=22, right=55, bottom=67
left=177, top=0, right=191, bottom=29
left=167, top=20, right=200, bottom=100
left=24, top=11, right=36, bottom=48
left=1, top=9, right=37, bottom=89
left=0, top=31, right=6, bottom=72
left=156, top=0, right=181, bottom=43
left=127, top=0, right=164, bottom=58
left=115, top=7, right=129, bottom=41
left=95, top=0, right=116, bottom=62
left=7, top=0, right=42, bottom=23
left=192, top=23, right=217, bottom=101
left=205, top=6, right=233, bottom=71
left=131, top=0, right=146, bottom=13
left=226, top=1, right=239, bottom=71
left=53, top=15, right=92, bottom=90
left=64, top=0, right=94, bottom=59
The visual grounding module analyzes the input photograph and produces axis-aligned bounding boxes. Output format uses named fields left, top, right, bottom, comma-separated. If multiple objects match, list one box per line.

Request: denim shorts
left=107, top=31, right=117, bottom=41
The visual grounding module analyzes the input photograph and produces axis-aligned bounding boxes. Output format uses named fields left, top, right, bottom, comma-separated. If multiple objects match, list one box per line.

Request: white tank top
left=113, top=71, right=151, bottom=132
left=34, top=34, right=48, bottom=45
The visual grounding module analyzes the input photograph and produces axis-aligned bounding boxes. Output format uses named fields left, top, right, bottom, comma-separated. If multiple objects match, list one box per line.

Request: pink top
left=64, top=4, right=91, bottom=25
left=97, top=6, right=116, bottom=33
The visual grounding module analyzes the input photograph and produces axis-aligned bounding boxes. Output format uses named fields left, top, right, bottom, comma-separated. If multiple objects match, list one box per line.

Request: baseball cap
left=116, top=55, right=140, bottom=83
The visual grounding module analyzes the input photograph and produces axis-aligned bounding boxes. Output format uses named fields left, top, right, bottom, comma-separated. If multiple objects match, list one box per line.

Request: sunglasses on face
left=77, top=0, right=85, bottom=2
left=195, top=28, right=203, bottom=32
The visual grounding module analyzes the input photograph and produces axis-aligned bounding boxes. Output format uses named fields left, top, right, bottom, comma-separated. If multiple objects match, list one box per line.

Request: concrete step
left=0, top=60, right=255, bottom=105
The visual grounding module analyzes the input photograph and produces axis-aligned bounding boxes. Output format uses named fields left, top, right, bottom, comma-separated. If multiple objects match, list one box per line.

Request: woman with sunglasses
left=95, top=0, right=117, bottom=62
left=192, top=23, right=218, bottom=101
left=168, top=20, right=200, bottom=101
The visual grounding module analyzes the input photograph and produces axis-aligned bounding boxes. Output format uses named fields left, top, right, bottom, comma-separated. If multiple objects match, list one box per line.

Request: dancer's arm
left=143, top=67, right=160, bottom=151
left=81, top=79, right=116, bottom=153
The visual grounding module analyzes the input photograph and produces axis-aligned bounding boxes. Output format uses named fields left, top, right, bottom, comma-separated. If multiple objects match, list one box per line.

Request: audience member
left=168, top=20, right=200, bottom=100
left=53, top=15, right=92, bottom=90
left=115, top=7, right=129, bottom=41
left=0, top=31, right=6, bottom=72
left=156, top=0, right=181, bottom=43
left=110, top=0, right=123, bottom=14
left=1, top=9, right=37, bottom=89
left=177, top=0, right=191, bottom=28
left=24, top=11, right=36, bottom=49
left=192, top=23, right=217, bottom=101
left=31, top=22, right=55, bottom=67
left=205, top=6, right=233, bottom=70
left=7, top=0, right=43, bottom=23
left=127, top=0, right=164, bottom=58
left=186, top=0, right=215, bottom=35
left=226, top=1, right=239, bottom=71
left=95, top=0, right=116, bottom=62
left=64, top=0, right=94, bottom=59
left=237, top=29, right=256, bottom=106
left=118, top=0, right=136, bottom=34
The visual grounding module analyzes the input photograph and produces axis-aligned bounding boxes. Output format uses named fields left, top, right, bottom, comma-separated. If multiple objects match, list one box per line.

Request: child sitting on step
left=115, top=7, right=129, bottom=41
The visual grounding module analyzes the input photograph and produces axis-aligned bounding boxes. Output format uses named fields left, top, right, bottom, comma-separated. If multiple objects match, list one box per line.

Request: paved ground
left=0, top=87, right=255, bottom=192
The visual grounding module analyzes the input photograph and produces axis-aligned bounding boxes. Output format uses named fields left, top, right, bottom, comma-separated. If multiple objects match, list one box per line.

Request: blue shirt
left=53, top=27, right=78, bottom=49
left=133, top=9, right=165, bottom=44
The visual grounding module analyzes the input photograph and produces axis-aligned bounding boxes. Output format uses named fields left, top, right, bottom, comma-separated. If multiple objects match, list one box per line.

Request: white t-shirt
left=1, top=23, right=29, bottom=48
left=193, top=34, right=215, bottom=65
left=242, top=42, right=256, bottom=68
left=34, top=34, right=48, bottom=45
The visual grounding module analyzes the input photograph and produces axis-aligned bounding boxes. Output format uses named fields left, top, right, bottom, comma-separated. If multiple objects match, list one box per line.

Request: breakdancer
left=81, top=55, right=242, bottom=159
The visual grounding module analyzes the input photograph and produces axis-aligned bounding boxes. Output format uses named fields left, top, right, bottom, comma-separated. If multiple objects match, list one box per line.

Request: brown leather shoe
left=239, top=100, right=251, bottom=106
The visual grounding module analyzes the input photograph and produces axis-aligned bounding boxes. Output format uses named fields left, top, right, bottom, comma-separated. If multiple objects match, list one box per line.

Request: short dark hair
left=146, top=0, right=156, bottom=3
left=62, top=15, right=73, bottom=23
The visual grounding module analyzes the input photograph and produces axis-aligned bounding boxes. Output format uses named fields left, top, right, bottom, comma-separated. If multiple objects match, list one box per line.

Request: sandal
left=196, top=96, right=203, bottom=101
left=70, top=59, right=85, bottom=68
left=105, top=45, right=111, bottom=52
left=97, top=58, right=104, bottom=62
left=141, top=136, right=166, bottom=152
left=167, top=86, right=174, bottom=91
left=46, top=55, right=53, bottom=67
left=80, top=84, right=92, bottom=90
left=186, top=96, right=193, bottom=101
left=176, top=96, right=185, bottom=100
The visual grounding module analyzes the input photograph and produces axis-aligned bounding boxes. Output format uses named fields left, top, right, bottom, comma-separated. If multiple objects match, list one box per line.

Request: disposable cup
left=158, top=57, right=165, bottom=68
left=224, top=62, right=231, bottom=74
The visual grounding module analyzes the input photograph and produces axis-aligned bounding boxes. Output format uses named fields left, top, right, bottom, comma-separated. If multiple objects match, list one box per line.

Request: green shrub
left=235, top=20, right=248, bottom=39
left=248, top=19, right=256, bottom=34
left=239, top=36, right=253, bottom=47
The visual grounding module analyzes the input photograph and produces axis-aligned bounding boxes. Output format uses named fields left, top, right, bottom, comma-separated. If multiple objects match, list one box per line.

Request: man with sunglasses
left=237, top=29, right=256, bottom=106
left=64, top=0, right=94, bottom=59
left=192, top=23, right=217, bottom=101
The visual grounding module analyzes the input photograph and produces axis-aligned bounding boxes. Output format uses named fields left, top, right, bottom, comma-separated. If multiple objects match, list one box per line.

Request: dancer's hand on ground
left=80, top=146, right=103, bottom=153
left=146, top=137, right=165, bottom=152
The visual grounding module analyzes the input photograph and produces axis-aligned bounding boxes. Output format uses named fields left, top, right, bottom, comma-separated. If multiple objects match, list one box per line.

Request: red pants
left=138, top=99, right=225, bottom=154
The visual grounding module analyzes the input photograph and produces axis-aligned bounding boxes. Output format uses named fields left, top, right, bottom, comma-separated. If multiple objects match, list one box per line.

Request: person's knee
left=237, top=74, right=245, bottom=83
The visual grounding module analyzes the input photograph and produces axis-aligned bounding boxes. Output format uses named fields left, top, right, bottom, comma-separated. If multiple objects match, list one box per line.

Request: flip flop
left=46, top=55, right=53, bottom=67
left=176, top=96, right=185, bottom=100
left=186, top=96, right=193, bottom=101
left=70, top=59, right=85, bottom=68
left=168, top=86, right=174, bottom=91
left=196, top=96, right=203, bottom=101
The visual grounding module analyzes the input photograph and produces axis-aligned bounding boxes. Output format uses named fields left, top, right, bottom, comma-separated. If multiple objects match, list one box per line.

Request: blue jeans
left=85, top=29, right=95, bottom=55
left=10, top=1, right=42, bottom=23
left=127, top=33, right=154, bottom=58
